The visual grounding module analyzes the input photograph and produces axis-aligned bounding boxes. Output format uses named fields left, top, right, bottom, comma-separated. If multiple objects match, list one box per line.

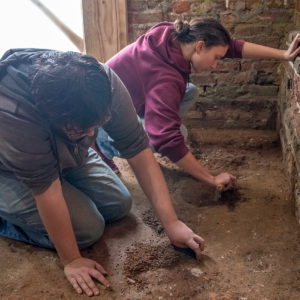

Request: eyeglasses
left=64, top=127, right=96, bottom=140
left=63, top=112, right=111, bottom=141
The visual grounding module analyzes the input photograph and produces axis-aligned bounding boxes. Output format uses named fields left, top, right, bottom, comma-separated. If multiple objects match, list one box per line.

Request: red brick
left=128, top=11, right=163, bottom=24
left=173, top=1, right=191, bottom=14
left=217, top=60, right=241, bottom=72
left=190, top=72, right=216, bottom=86
left=295, top=12, right=300, bottom=27
left=246, top=84, right=279, bottom=96
left=128, top=26, right=150, bottom=43
left=167, top=13, right=180, bottom=22
left=265, top=0, right=286, bottom=9
left=127, top=0, right=147, bottom=12
left=190, top=2, right=212, bottom=14
left=220, top=13, right=238, bottom=24
left=245, top=36, right=281, bottom=49
left=225, top=0, right=246, bottom=10
left=297, top=0, right=300, bottom=11
left=253, top=61, right=279, bottom=72
left=214, top=0, right=226, bottom=10
left=147, top=0, right=164, bottom=10
left=214, top=71, right=251, bottom=84
left=256, top=11, right=292, bottom=23
left=234, top=24, right=268, bottom=37
left=216, top=72, right=234, bottom=83
left=240, top=61, right=252, bottom=72
left=245, top=0, right=263, bottom=10
left=294, top=71, right=300, bottom=95
left=234, top=71, right=252, bottom=83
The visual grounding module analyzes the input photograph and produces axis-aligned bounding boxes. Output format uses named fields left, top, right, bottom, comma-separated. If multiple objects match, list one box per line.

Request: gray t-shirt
left=102, top=64, right=149, bottom=158
left=0, top=49, right=149, bottom=195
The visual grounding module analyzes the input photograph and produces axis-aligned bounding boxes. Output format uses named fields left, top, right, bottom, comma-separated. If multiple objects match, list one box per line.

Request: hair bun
left=174, top=19, right=190, bottom=36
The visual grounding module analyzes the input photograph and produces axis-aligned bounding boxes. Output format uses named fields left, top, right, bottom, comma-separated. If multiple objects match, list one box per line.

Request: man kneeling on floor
left=0, top=48, right=205, bottom=296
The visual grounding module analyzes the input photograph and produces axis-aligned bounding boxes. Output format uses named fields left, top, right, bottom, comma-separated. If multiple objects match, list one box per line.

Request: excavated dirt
left=0, top=128, right=300, bottom=300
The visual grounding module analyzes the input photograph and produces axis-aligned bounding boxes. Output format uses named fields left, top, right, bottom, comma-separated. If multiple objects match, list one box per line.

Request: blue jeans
left=97, top=83, right=198, bottom=159
left=0, top=148, right=132, bottom=249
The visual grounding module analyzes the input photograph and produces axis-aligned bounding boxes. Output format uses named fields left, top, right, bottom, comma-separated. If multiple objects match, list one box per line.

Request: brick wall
left=295, top=0, right=300, bottom=26
left=127, top=0, right=295, bottom=129
left=128, top=1, right=295, bottom=45
left=279, top=61, right=300, bottom=225
left=278, top=4, right=300, bottom=225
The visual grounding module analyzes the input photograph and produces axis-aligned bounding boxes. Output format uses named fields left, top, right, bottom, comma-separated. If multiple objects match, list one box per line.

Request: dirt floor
left=0, top=127, right=300, bottom=300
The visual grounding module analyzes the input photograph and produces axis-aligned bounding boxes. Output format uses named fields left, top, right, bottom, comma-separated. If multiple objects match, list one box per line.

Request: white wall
left=0, top=0, right=83, bottom=56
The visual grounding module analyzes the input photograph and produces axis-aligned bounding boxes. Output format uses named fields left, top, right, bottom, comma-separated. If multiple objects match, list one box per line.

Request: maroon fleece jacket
left=107, top=22, right=244, bottom=162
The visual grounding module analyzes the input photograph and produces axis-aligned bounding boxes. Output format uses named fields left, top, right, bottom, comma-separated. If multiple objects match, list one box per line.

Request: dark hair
left=30, top=51, right=111, bottom=130
left=173, top=18, right=231, bottom=47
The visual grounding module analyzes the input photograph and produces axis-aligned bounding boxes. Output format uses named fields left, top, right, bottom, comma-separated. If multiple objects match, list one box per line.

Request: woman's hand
left=64, top=257, right=110, bottom=296
left=213, top=173, right=237, bottom=191
left=284, top=33, right=300, bottom=61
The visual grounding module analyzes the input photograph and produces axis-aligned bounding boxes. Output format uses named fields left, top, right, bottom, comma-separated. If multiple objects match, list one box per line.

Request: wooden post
left=82, top=0, right=128, bottom=62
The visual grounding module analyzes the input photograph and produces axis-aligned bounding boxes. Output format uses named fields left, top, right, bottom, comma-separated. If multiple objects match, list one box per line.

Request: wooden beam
left=82, top=0, right=128, bottom=62
left=30, top=0, right=84, bottom=52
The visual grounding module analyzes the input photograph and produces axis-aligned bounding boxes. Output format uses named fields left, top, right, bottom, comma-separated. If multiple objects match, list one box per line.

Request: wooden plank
left=31, top=0, right=84, bottom=52
left=82, top=0, right=128, bottom=62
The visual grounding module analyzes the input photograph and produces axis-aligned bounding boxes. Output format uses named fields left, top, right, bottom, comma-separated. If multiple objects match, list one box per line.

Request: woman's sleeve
left=143, top=74, right=189, bottom=162
left=225, top=38, right=245, bottom=59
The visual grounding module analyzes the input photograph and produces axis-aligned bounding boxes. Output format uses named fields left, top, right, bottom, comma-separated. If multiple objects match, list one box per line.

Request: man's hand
left=164, top=220, right=205, bottom=259
left=284, top=33, right=300, bottom=61
left=35, top=179, right=110, bottom=296
left=213, top=172, right=236, bottom=191
left=64, top=257, right=110, bottom=296
left=128, top=149, right=205, bottom=258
